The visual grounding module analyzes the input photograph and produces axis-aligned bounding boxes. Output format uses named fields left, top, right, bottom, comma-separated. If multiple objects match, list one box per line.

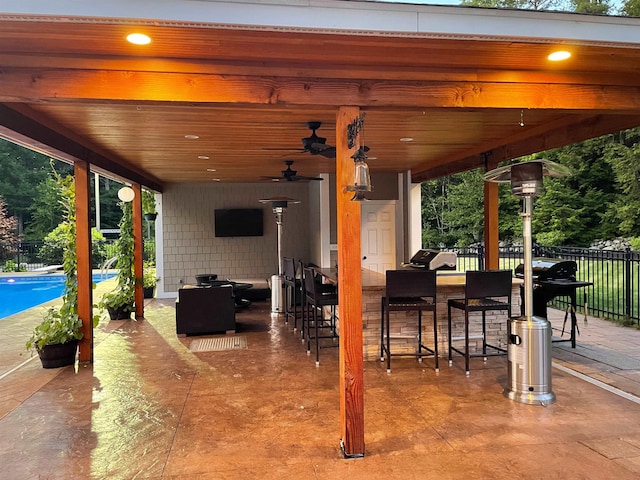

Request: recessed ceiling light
left=198, top=155, right=210, bottom=160
left=211, top=178, right=221, bottom=182
left=400, top=137, right=414, bottom=142
left=184, top=134, right=199, bottom=140
left=271, top=178, right=280, bottom=182
left=548, top=50, right=571, bottom=61
left=206, top=168, right=217, bottom=172
left=126, top=33, right=151, bottom=45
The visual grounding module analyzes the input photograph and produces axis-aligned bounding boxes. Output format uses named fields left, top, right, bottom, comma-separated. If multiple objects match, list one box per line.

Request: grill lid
left=515, top=257, right=577, bottom=281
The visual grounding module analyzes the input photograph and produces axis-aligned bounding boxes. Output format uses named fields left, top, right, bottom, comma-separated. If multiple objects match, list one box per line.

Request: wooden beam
left=336, top=106, right=365, bottom=458
left=3, top=70, right=640, bottom=110
left=413, top=114, right=640, bottom=182
left=132, top=183, right=144, bottom=319
left=0, top=104, right=164, bottom=192
left=483, top=154, right=500, bottom=271
left=74, top=160, right=93, bottom=363
left=3, top=53, right=640, bottom=87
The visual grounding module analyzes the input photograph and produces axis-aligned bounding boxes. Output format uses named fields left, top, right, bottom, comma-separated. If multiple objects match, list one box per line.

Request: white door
left=361, top=201, right=396, bottom=273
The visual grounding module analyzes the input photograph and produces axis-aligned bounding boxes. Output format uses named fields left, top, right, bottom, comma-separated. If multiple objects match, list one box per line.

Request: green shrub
left=3, top=259, right=26, bottom=272
left=40, top=226, right=107, bottom=267
left=630, top=237, right=640, bottom=252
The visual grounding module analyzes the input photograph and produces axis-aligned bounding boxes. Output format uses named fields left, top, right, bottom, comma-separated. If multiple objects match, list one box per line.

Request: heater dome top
left=483, top=159, right=572, bottom=183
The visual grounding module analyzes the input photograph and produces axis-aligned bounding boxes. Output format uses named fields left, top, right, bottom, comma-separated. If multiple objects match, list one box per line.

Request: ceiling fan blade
left=293, top=175, right=324, bottom=181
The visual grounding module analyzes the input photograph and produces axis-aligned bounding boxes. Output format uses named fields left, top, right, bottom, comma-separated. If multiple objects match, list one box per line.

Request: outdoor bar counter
left=316, top=267, right=523, bottom=362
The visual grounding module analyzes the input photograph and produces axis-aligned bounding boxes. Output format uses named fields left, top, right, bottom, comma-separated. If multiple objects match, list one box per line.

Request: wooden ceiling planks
left=1, top=16, right=640, bottom=186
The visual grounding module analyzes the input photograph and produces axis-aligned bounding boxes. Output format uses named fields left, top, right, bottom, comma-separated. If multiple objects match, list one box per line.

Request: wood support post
left=336, top=106, right=365, bottom=458
left=483, top=155, right=499, bottom=270
left=132, top=183, right=144, bottom=319
left=74, top=161, right=93, bottom=363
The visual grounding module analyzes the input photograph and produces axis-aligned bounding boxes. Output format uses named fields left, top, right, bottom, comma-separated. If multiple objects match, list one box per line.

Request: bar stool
left=380, top=269, right=438, bottom=373
left=303, top=266, right=338, bottom=366
left=283, top=257, right=301, bottom=330
left=447, top=269, right=512, bottom=376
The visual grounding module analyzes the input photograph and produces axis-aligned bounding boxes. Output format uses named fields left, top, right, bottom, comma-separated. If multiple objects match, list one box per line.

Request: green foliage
left=142, top=190, right=156, bottom=214
left=99, top=199, right=135, bottom=313
left=0, top=139, right=65, bottom=233
left=621, top=0, right=640, bottom=16
left=40, top=225, right=108, bottom=267
left=26, top=169, right=98, bottom=351
left=25, top=306, right=83, bottom=351
left=2, top=260, right=26, bottom=272
left=421, top=169, right=522, bottom=248
left=0, top=194, right=18, bottom=260
left=143, top=261, right=158, bottom=288
left=630, top=237, right=640, bottom=252
left=24, top=176, right=64, bottom=240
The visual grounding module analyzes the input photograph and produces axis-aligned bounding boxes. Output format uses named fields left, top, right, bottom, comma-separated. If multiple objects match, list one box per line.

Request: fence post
left=625, top=247, right=632, bottom=321
left=478, top=244, right=485, bottom=271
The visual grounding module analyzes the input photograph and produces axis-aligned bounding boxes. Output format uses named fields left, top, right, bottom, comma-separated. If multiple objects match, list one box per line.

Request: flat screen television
left=214, top=208, right=264, bottom=237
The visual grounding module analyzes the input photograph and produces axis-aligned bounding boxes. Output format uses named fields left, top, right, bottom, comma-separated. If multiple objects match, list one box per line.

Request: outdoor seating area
left=2, top=298, right=640, bottom=478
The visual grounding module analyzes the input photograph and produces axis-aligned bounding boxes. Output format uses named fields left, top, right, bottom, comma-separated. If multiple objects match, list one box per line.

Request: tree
left=621, top=0, right=640, bottom=16
left=0, top=194, right=19, bottom=261
left=0, top=139, right=63, bottom=234
left=24, top=175, right=64, bottom=240
left=601, top=127, right=640, bottom=236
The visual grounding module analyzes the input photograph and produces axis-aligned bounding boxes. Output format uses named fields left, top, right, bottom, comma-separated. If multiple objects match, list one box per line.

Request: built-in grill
left=403, top=249, right=457, bottom=271
left=515, top=258, right=591, bottom=347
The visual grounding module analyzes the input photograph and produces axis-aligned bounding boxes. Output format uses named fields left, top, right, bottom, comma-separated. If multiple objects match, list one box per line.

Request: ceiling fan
left=301, top=121, right=336, bottom=158
left=264, top=121, right=336, bottom=159
left=262, top=160, right=324, bottom=182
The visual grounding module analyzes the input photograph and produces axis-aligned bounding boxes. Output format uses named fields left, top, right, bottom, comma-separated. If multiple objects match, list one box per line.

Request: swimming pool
left=0, top=273, right=116, bottom=320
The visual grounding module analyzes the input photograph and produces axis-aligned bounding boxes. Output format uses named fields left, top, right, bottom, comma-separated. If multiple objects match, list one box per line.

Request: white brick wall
left=161, top=183, right=310, bottom=292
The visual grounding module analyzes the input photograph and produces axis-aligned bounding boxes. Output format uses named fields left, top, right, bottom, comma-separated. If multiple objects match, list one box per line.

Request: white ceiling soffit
left=2, top=0, right=640, bottom=47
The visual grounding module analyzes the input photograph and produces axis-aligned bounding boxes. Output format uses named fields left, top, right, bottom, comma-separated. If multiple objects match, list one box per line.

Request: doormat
left=189, top=336, right=248, bottom=352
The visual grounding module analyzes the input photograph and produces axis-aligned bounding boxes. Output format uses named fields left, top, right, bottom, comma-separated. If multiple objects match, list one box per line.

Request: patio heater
left=484, top=159, right=571, bottom=405
left=259, top=196, right=300, bottom=313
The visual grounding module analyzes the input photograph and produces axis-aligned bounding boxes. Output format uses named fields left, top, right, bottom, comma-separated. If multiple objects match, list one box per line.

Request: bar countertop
left=315, top=267, right=523, bottom=289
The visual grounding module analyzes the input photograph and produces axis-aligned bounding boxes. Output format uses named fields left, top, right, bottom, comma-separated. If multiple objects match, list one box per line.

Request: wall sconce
left=345, top=146, right=372, bottom=201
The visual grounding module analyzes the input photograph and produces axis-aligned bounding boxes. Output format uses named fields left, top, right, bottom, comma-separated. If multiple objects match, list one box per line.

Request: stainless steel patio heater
left=484, top=159, right=571, bottom=405
left=259, top=196, right=300, bottom=313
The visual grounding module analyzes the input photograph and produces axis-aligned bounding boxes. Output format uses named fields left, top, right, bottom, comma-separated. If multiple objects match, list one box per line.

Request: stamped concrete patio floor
left=2, top=297, right=640, bottom=479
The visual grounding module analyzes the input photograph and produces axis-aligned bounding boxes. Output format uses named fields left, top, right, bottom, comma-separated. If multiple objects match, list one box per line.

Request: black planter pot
left=143, top=212, right=157, bottom=221
left=107, top=305, right=132, bottom=320
left=143, top=286, right=155, bottom=299
left=37, top=340, right=78, bottom=369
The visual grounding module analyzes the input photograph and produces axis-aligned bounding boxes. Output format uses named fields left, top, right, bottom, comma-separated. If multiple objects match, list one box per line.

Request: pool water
left=0, top=273, right=116, bottom=320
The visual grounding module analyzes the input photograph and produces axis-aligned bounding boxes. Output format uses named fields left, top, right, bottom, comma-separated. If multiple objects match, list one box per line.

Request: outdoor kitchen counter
left=315, top=268, right=522, bottom=362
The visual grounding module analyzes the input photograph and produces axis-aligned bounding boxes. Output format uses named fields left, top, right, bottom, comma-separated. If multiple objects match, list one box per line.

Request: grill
left=515, top=258, right=591, bottom=347
left=403, top=249, right=457, bottom=271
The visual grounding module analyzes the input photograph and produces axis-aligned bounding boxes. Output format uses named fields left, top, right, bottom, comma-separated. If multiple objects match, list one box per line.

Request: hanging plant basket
left=37, top=340, right=78, bottom=369
left=107, top=305, right=132, bottom=320
left=143, top=212, right=157, bottom=221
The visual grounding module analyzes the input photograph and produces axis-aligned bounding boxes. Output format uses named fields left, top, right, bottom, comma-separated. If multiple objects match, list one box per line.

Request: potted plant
left=142, top=189, right=157, bottom=221
left=26, top=170, right=98, bottom=368
left=143, top=260, right=158, bottom=298
left=99, top=189, right=135, bottom=320
left=26, top=306, right=83, bottom=368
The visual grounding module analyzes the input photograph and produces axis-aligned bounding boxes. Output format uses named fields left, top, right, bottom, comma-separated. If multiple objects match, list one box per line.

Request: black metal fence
left=0, top=240, right=121, bottom=272
left=445, top=245, right=640, bottom=323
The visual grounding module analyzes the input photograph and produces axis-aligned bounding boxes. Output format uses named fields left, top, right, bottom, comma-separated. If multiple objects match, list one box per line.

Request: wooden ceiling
left=1, top=11, right=640, bottom=191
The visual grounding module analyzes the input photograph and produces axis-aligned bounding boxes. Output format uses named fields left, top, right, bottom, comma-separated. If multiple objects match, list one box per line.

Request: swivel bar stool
left=447, top=269, right=512, bottom=376
left=380, top=269, right=438, bottom=373
left=283, top=257, right=301, bottom=331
